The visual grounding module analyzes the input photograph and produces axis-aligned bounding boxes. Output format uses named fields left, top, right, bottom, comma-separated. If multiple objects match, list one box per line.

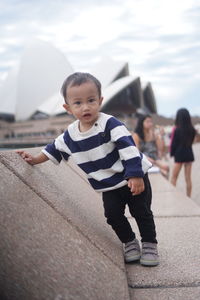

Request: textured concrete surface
left=127, top=217, right=200, bottom=286
left=130, top=287, right=200, bottom=300
left=126, top=172, right=200, bottom=219
left=0, top=149, right=123, bottom=266
left=0, top=149, right=129, bottom=300
left=1, top=147, right=200, bottom=300
left=125, top=171, right=200, bottom=300
left=151, top=190, right=200, bottom=217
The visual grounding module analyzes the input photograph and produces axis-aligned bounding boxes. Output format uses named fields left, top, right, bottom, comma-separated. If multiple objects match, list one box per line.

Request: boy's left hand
left=128, top=177, right=144, bottom=195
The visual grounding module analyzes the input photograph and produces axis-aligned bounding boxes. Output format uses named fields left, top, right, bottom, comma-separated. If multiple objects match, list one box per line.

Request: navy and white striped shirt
left=42, top=113, right=152, bottom=192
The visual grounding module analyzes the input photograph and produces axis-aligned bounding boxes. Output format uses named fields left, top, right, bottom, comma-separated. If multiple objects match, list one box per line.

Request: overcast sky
left=0, top=0, right=200, bottom=117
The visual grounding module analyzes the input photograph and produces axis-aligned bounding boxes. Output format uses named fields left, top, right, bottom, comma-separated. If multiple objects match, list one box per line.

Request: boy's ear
left=63, top=103, right=72, bottom=114
left=100, top=97, right=103, bottom=105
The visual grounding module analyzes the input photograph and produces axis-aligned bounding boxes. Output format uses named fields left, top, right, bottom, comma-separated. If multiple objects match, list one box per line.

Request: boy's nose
left=82, top=103, right=89, bottom=110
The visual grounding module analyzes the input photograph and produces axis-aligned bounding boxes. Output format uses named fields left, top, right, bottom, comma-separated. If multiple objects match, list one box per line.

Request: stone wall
left=0, top=149, right=130, bottom=300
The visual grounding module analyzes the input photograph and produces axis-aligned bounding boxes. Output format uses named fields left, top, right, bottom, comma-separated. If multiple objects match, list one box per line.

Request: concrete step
left=1, top=148, right=200, bottom=300
left=0, top=149, right=130, bottom=300
left=126, top=173, right=200, bottom=300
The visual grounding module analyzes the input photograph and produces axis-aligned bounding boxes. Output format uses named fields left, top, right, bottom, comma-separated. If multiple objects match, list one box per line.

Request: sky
left=0, top=0, right=200, bottom=117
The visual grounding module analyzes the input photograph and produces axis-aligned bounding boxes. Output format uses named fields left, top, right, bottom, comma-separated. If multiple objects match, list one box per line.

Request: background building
left=0, top=40, right=157, bottom=122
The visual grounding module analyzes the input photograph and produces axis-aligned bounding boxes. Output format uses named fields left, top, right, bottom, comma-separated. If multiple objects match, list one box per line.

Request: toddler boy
left=17, top=72, right=159, bottom=266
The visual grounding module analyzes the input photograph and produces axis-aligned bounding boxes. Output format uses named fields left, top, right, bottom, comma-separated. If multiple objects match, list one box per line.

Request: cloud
left=0, top=0, right=199, bottom=116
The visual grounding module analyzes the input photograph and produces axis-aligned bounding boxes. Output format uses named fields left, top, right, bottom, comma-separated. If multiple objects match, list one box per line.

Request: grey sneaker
left=124, top=238, right=141, bottom=263
left=140, top=242, right=159, bottom=266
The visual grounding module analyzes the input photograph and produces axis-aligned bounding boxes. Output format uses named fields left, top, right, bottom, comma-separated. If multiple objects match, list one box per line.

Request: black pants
left=102, top=174, right=157, bottom=244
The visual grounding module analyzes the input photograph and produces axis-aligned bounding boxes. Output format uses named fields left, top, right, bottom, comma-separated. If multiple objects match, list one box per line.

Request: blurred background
left=0, top=0, right=200, bottom=117
left=0, top=0, right=200, bottom=204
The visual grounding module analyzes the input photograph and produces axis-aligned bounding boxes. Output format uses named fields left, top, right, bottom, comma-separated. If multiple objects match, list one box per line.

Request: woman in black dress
left=170, top=108, right=196, bottom=197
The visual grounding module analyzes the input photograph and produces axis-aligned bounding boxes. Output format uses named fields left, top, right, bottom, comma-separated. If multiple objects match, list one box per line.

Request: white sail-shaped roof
left=37, top=57, right=130, bottom=116
left=101, top=76, right=143, bottom=115
left=143, top=82, right=157, bottom=113
left=37, top=92, right=65, bottom=116
left=0, top=44, right=157, bottom=120
left=38, top=75, right=141, bottom=117
left=102, top=76, right=135, bottom=106
left=90, top=56, right=129, bottom=88
left=16, top=40, right=73, bottom=120
left=0, top=65, right=19, bottom=115
left=102, top=76, right=142, bottom=108
left=0, top=40, right=73, bottom=121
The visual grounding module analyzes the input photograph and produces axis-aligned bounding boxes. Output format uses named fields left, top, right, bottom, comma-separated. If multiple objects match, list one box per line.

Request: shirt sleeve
left=109, top=118, right=145, bottom=178
left=42, top=133, right=70, bottom=165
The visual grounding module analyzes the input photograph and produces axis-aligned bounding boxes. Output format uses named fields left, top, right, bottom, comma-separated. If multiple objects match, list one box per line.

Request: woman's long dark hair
left=134, top=114, right=151, bottom=141
left=175, top=108, right=196, bottom=146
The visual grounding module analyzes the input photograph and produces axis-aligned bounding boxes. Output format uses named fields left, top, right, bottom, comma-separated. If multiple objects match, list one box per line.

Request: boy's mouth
left=83, top=113, right=91, bottom=118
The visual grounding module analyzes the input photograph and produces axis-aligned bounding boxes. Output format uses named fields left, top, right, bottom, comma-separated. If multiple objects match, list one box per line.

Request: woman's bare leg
left=184, top=163, right=192, bottom=197
left=170, top=163, right=182, bottom=186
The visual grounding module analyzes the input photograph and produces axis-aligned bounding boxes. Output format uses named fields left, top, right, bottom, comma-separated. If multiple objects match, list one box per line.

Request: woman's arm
left=132, top=132, right=140, bottom=148
left=155, top=127, right=165, bottom=158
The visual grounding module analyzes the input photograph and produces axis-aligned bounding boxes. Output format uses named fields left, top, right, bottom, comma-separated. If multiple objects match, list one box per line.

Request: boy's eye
left=74, top=101, right=81, bottom=105
left=88, top=98, right=96, bottom=103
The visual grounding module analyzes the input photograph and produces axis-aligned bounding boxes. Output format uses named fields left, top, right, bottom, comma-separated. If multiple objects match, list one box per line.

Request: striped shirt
left=42, top=113, right=152, bottom=192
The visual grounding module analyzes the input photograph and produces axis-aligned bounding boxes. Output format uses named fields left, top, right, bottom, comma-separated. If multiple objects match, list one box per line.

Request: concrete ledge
left=125, top=173, right=200, bottom=299
left=127, top=217, right=200, bottom=286
left=0, top=149, right=130, bottom=300
left=126, top=174, right=200, bottom=218
left=130, top=287, right=200, bottom=300
left=1, top=148, right=200, bottom=300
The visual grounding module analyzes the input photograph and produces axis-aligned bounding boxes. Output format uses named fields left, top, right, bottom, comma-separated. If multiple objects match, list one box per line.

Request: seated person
left=132, top=114, right=169, bottom=178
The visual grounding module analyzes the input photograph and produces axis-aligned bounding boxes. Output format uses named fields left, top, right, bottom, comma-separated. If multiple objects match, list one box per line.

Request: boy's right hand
left=16, top=150, right=49, bottom=165
left=128, top=177, right=145, bottom=195
left=16, top=150, right=36, bottom=165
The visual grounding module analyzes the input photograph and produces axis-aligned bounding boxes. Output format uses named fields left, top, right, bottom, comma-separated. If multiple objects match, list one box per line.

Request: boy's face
left=63, top=81, right=103, bottom=132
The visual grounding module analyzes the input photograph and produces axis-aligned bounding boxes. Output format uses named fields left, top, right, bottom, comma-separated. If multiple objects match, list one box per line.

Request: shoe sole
left=140, top=259, right=159, bottom=266
left=125, top=254, right=141, bottom=263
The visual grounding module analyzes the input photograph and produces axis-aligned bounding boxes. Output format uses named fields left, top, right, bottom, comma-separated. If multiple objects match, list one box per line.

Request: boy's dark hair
left=61, top=72, right=102, bottom=102
left=134, top=114, right=152, bottom=141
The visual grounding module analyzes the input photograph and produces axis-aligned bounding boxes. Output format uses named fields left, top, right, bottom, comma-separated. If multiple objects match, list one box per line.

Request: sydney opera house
left=0, top=40, right=157, bottom=123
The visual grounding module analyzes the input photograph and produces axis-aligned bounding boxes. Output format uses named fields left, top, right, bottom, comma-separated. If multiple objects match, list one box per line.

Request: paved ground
left=125, top=153, right=200, bottom=300
left=1, top=145, right=200, bottom=299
